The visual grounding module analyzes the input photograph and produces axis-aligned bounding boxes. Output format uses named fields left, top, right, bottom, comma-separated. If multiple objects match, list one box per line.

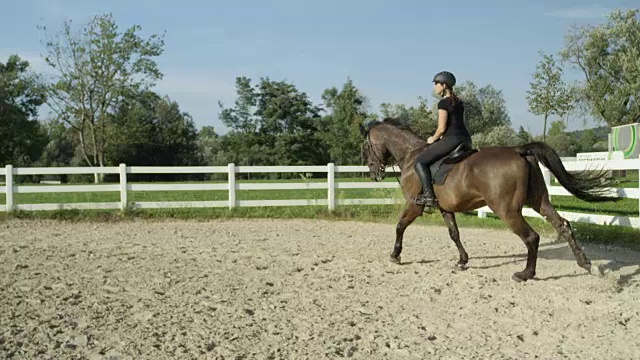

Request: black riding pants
left=415, top=135, right=472, bottom=167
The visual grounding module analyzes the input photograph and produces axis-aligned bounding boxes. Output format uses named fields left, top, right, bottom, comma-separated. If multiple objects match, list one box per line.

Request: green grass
left=2, top=176, right=637, bottom=217
left=550, top=196, right=638, bottom=217
left=1, top=175, right=638, bottom=251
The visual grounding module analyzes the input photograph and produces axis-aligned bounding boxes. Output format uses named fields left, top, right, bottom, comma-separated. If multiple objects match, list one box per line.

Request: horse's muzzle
left=372, top=166, right=385, bottom=182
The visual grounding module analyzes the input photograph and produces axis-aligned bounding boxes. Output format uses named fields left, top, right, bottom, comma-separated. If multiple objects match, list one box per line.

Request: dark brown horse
left=360, top=118, right=619, bottom=282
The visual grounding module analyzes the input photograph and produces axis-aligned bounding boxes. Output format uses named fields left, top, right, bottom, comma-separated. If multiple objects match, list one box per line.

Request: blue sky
left=0, top=0, right=635, bottom=135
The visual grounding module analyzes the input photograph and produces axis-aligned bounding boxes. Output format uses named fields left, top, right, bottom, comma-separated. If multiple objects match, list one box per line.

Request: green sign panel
left=611, top=123, right=638, bottom=159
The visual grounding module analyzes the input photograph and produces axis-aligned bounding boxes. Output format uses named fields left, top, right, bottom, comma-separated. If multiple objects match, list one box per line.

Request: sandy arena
left=1, top=218, right=639, bottom=359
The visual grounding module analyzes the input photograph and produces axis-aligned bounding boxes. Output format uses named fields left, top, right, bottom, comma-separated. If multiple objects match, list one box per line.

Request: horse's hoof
left=579, top=261, right=592, bottom=273
left=390, top=255, right=401, bottom=264
left=455, top=263, right=468, bottom=271
left=512, top=272, right=533, bottom=282
left=588, top=263, right=605, bottom=277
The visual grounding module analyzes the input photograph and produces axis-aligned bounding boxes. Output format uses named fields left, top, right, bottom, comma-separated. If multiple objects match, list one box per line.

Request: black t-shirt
left=437, top=97, right=470, bottom=138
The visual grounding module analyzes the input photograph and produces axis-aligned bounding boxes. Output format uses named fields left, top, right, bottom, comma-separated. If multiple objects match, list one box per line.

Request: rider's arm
left=431, top=109, right=448, bottom=140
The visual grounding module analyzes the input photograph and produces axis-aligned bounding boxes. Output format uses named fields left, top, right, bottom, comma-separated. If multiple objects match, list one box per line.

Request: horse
left=359, top=118, right=619, bottom=282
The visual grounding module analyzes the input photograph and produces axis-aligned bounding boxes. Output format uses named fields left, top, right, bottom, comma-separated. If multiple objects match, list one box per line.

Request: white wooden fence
left=1, top=157, right=639, bottom=228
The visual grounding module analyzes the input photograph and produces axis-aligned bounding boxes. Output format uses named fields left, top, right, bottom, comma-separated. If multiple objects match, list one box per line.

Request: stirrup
left=414, top=194, right=437, bottom=207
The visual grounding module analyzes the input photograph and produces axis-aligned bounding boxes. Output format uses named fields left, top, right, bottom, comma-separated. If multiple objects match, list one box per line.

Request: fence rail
left=1, top=157, right=639, bottom=228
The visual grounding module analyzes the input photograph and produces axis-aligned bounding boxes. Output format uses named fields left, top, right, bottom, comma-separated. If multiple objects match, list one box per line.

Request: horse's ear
left=360, top=117, right=378, bottom=137
left=359, top=123, right=368, bottom=137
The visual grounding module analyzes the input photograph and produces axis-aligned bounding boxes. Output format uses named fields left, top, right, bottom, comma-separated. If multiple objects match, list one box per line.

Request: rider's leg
left=414, top=159, right=436, bottom=206
left=414, top=136, right=466, bottom=206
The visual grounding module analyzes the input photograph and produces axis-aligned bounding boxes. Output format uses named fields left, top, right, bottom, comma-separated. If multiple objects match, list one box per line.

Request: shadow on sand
left=469, top=237, right=640, bottom=287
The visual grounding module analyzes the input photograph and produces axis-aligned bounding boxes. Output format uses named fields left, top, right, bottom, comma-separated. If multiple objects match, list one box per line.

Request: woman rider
left=414, top=71, right=472, bottom=208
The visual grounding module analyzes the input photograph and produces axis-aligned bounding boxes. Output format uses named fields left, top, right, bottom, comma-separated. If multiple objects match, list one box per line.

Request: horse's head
left=360, top=122, right=391, bottom=182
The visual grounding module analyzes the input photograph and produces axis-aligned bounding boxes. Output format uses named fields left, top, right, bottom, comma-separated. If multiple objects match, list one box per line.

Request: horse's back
left=435, top=146, right=529, bottom=212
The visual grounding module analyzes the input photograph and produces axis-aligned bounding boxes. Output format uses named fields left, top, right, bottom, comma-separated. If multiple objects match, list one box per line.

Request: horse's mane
left=364, top=117, right=425, bottom=140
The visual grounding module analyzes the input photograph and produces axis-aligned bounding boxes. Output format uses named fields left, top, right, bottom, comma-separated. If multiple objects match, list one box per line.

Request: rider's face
left=434, top=82, right=444, bottom=96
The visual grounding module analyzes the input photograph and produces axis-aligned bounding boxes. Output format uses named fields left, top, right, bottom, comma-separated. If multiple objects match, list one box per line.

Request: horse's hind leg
left=391, top=202, right=423, bottom=264
left=529, top=194, right=593, bottom=273
left=498, top=212, right=541, bottom=282
left=440, top=210, right=469, bottom=269
left=525, top=163, right=593, bottom=273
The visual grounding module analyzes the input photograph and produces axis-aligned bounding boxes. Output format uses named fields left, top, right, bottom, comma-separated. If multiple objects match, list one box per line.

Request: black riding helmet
left=433, top=71, right=456, bottom=87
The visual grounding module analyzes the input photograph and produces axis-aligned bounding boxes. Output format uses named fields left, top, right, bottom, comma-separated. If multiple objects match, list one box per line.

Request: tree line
left=1, top=9, right=638, bottom=182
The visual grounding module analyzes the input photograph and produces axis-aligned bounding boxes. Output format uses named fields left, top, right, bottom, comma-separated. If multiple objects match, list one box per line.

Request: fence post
left=327, top=163, right=335, bottom=211
left=5, top=165, right=13, bottom=213
left=119, top=163, right=128, bottom=211
left=228, top=163, right=236, bottom=209
left=542, top=166, right=551, bottom=189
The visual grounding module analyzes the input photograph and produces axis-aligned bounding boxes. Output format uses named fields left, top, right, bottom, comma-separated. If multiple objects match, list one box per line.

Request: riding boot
left=414, top=162, right=437, bottom=207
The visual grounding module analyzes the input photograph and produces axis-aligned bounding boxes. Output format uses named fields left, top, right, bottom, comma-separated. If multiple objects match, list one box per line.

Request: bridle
left=361, top=134, right=401, bottom=184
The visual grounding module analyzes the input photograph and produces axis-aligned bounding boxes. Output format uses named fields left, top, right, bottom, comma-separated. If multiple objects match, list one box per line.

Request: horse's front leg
left=440, top=209, right=469, bottom=269
left=391, top=203, right=424, bottom=264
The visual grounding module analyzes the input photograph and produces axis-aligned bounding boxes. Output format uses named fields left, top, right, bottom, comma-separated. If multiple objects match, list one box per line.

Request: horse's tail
left=515, top=142, right=619, bottom=203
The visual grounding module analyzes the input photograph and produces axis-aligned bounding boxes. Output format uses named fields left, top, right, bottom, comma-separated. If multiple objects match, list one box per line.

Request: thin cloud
left=30, top=0, right=89, bottom=23
left=544, top=5, right=612, bottom=19
left=153, top=70, right=235, bottom=102
left=152, top=70, right=238, bottom=129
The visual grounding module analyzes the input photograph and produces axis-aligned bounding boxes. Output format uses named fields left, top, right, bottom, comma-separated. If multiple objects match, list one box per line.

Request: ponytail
left=447, top=87, right=459, bottom=106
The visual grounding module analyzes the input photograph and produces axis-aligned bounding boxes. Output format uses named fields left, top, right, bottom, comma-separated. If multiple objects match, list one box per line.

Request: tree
left=316, top=78, right=368, bottom=165
left=526, top=50, right=574, bottom=142
left=574, top=128, right=597, bottom=153
left=38, top=118, right=75, bottom=167
left=219, top=76, right=326, bottom=172
left=218, top=76, right=260, bottom=134
left=147, top=95, right=201, bottom=168
left=546, top=120, right=575, bottom=156
left=197, top=126, right=229, bottom=165
left=107, top=91, right=201, bottom=180
left=516, top=125, right=533, bottom=145
left=0, top=55, right=49, bottom=166
left=39, top=13, right=165, bottom=182
left=218, top=77, right=262, bottom=167
left=453, top=81, right=511, bottom=136
left=559, top=8, right=640, bottom=127
left=256, top=77, right=325, bottom=167
left=197, top=125, right=220, bottom=164
left=471, top=125, right=520, bottom=149
left=380, top=96, right=435, bottom=138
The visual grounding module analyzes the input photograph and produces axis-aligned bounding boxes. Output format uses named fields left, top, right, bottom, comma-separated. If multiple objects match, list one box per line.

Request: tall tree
left=218, top=76, right=260, bottom=134
left=38, top=118, right=75, bottom=167
left=255, top=77, right=325, bottom=166
left=546, top=120, right=575, bottom=156
left=453, top=81, right=511, bottom=136
left=317, top=78, right=368, bottom=165
left=107, top=91, right=201, bottom=170
left=380, top=96, right=435, bottom=138
left=40, top=13, right=165, bottom=182
left=559, top=8, right=640, bottom=127
left=219, top=76, right=326, bottom=171
left=516, top=125, right=533, bottom=145
left=218, top=77, right=261, bottom=167
left=0, top=55, right=49, bottom=166
left=471, top=125, right=521, bottom=149
left=197, top=125, right=220, bottom=164
left=526, top=50, right=574, bottom=142
left=574, top=128, right=597, bottom=153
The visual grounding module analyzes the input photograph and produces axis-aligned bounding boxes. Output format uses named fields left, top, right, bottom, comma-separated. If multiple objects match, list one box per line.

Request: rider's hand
left=427, top=136, right=435, bottom=144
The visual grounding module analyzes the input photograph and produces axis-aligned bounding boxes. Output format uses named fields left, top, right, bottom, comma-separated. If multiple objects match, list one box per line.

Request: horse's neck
left=384, top=126, right=426, bottom=166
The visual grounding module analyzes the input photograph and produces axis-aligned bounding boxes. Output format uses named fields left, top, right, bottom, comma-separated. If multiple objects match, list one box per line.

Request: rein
left=362, top=135, right=402, bottom=184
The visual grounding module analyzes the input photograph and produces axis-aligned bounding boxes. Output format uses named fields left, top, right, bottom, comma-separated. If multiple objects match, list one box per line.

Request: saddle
left=427, top=141, right=478, bottom=185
